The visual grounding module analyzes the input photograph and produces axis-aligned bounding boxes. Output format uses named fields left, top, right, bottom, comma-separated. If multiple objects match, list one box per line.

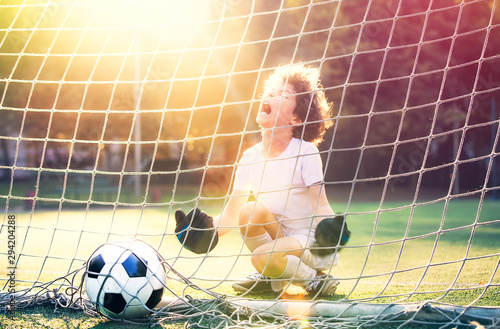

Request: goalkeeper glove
left=310, top=215, right=350, bottom=256
left=174, top=208, right=219, bottom=254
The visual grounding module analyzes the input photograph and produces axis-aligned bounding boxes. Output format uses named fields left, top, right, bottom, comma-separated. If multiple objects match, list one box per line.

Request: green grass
left=334, top=198, right=500, bottom=304
left=1, top=197, right=499, bottom=328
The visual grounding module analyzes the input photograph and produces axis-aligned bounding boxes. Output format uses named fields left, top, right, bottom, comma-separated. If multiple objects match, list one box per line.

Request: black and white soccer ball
left=85, top=239, right=166, bottom=320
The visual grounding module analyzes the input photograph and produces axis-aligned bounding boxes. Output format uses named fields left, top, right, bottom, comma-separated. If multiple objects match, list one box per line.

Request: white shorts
left=282, top=227, right=314, bottom=249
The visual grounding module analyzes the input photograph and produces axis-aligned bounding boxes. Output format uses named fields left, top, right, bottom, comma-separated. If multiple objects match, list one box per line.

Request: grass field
left=1, top=197, right=499, bottom=328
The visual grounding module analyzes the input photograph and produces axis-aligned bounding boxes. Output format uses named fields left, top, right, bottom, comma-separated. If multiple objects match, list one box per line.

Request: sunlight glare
left=84, top=0, right=211, bottom=45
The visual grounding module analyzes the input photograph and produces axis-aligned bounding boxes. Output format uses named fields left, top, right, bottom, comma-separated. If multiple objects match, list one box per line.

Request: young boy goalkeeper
left=175, top=63, right=350, bottom=296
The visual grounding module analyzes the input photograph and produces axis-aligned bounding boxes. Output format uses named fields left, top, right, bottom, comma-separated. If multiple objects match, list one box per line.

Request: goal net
left=1, top=0, right=500, bottom=327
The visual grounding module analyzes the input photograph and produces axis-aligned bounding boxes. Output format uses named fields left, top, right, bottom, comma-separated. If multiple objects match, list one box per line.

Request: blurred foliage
left=0, top=0, right=499, bottom=194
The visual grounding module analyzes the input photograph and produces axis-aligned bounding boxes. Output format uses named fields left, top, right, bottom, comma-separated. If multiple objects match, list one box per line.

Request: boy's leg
left=238, top=201, right=283, bottom=242
left=239, top=205, right=313, bottom=281
left=251, top=237, right=304, bottom=277
left=235, top=202, right=338, bottom=296
left=233, top=236, right=301, bottom=294
left=262, top=251, right=339, bottom=297
left=252, top=236, right=339, bottom=297
left=234, top=202, right=286, bottom=293
left=242, top=231, right=273, bottom=253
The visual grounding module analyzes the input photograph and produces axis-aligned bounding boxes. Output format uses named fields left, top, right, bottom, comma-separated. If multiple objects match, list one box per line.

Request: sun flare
left=81, top=0, right=211, bottom=46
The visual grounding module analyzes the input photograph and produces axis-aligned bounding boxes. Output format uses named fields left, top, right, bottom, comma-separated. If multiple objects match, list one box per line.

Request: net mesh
left=1, top=0, right=500, bottom=327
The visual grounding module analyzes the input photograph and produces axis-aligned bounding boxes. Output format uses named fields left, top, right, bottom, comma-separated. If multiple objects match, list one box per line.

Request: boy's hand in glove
left=174, top=208, right=219, bottom=254
left=311, top=215, right=350, bottom=256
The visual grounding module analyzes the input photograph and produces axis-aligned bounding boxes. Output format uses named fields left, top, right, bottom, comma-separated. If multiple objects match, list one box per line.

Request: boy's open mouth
left=260, top=101, right=272, bottom=115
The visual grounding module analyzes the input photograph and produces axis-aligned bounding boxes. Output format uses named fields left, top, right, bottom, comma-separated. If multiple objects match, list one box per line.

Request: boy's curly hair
left=264, top=63, right=333, bottom=146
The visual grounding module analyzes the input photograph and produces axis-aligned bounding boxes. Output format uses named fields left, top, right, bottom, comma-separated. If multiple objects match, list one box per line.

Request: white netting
left=1, top=0, right=499, bottom=327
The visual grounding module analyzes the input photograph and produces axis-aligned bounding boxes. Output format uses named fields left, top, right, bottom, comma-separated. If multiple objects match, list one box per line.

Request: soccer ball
left=84, top=239, right=166, bottom=320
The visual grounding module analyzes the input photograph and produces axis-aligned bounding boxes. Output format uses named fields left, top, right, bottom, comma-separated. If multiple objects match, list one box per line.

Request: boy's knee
left=239, top=202, right=269, bottom=225
left=238, top=202, right=277, bottom=239
left=239, top=202, right=258, bottom=236
left=238, top=202, right=257, bottom=225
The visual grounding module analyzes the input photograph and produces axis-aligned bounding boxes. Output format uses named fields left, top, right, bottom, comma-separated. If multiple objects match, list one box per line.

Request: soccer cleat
left=232, top=273, right=282, bottom=294
left=304, top=272, right=340, bottom=297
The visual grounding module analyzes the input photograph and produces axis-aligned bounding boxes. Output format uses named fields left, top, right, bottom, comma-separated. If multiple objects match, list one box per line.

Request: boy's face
left=257, top=82, right=299, bottom=130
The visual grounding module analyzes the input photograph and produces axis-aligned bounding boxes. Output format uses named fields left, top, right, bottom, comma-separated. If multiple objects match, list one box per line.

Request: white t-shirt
left=233, top=138, right=324, bottom=232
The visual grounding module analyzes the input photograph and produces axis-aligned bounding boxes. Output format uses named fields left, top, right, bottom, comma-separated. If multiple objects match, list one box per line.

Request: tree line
left=1, top=0, right=498, bottom=197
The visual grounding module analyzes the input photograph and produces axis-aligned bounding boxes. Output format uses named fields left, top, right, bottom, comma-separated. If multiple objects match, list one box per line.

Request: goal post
left=158, top=296, right=500, bottom=324
left=1, top=0, right=500, bottom=327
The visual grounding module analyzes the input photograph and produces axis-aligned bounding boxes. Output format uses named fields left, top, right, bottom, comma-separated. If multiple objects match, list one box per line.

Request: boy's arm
left=309, top=183, right=335, bottom=224
left=213, top=189, right=250, bottom=237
